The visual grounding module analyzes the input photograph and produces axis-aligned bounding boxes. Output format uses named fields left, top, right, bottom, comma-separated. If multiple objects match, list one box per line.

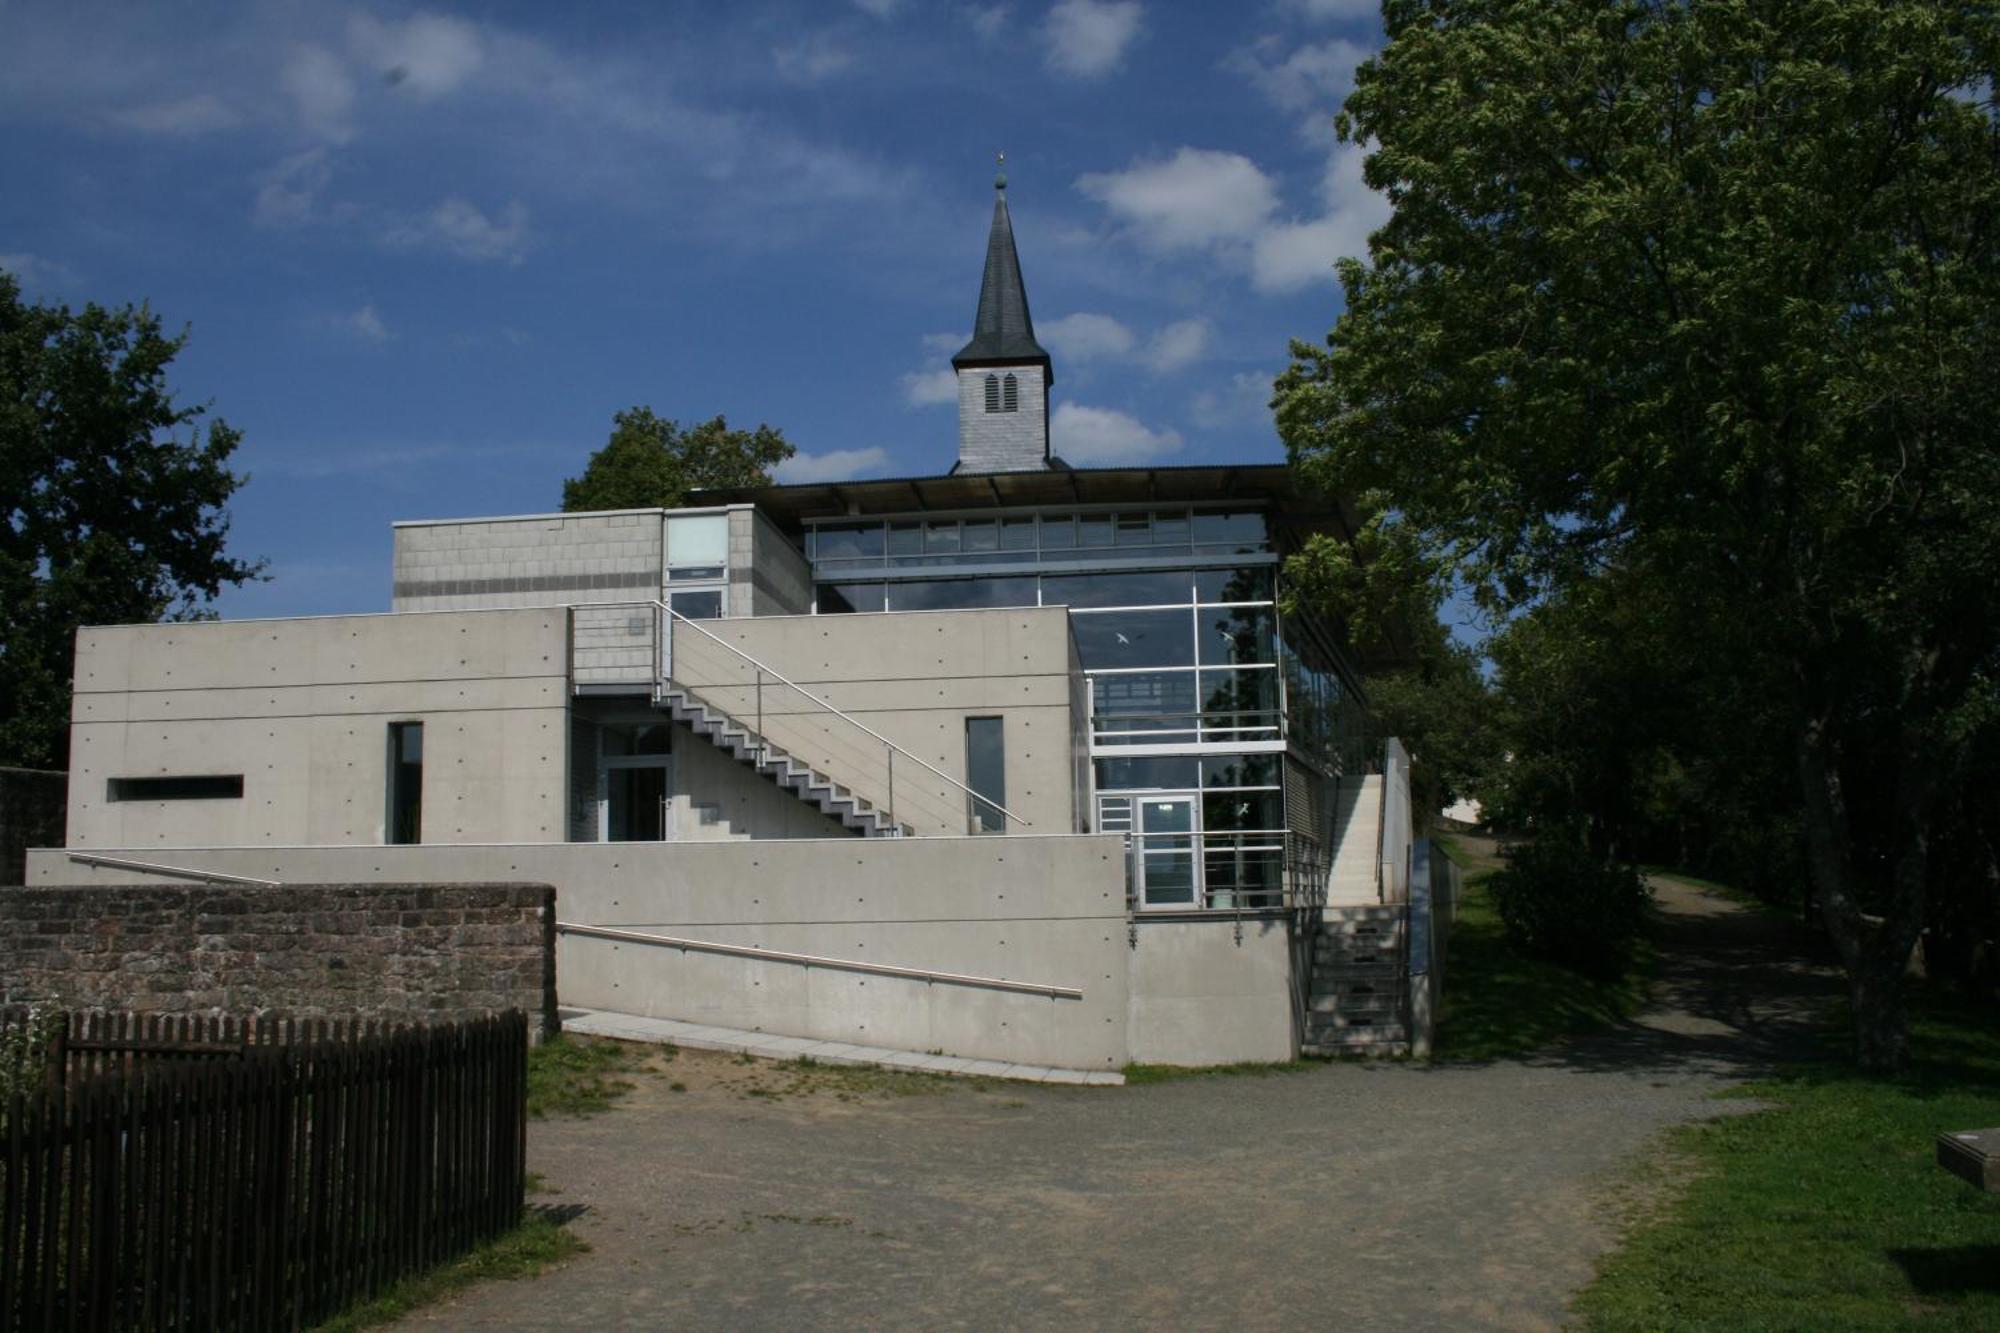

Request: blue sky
left=1, top=0, right=1387, bottom=619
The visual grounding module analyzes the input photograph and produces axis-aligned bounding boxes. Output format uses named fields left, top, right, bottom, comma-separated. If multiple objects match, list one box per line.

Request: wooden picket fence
left=0, top=1009, right=529, bottom=1332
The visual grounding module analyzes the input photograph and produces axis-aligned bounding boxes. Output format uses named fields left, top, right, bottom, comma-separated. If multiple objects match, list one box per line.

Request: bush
left=1489, top=837, right=1651, bottom=977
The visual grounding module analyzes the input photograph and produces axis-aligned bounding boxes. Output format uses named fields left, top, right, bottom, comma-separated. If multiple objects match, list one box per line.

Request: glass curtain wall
left=805, top=506, right=1350, bottom=913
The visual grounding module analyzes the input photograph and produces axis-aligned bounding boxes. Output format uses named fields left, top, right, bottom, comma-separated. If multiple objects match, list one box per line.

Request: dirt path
left=401, top=878, right=1841, bottom=1331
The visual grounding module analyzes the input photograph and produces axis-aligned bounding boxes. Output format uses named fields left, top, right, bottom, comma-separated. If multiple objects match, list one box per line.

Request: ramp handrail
left=555, top=921, right=1081, bottom=999
left=65, top=853, right=283, bottom=888
left=595, top=600, right=1029, bottom=832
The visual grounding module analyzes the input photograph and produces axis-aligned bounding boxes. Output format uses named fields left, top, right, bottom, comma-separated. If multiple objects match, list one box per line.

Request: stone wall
left=0, top=767, right=67, bottom=886
left=0, top=882, right=556, bottom=1036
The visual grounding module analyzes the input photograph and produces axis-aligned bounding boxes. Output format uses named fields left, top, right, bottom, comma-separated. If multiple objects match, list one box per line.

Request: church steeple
left=951, top=159, right=1057, bottom=473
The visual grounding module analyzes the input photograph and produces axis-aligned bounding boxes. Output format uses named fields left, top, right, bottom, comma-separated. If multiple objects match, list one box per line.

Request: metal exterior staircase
left=1302, top=905, right=1410, bottom=1055
left=656, top=685, right=910, bottom=838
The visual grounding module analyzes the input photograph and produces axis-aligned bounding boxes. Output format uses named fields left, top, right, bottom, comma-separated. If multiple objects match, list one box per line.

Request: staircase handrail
left=639, top=601, right=1030, bottom=830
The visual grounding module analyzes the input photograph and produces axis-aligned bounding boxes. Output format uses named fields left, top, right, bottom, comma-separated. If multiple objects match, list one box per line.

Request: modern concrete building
left=30, top=177, right=1422, bottom=1070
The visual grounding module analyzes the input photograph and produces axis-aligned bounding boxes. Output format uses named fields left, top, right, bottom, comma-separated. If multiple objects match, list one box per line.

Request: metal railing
left=1118, top=829, right=1328, bottom=915
left=572, top=601, right=1028, bottom=835
left=65, top=852, right=282, bottom=888
left=555, top=921, right=1081, bottom=999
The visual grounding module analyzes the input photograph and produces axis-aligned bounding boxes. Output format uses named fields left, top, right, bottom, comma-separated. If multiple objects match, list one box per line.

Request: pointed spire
left=952, top=157, right=1053, bottom=378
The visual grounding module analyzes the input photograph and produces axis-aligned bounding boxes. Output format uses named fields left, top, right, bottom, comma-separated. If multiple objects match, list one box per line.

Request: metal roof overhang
left=691, top=463, right=1360, bottom=544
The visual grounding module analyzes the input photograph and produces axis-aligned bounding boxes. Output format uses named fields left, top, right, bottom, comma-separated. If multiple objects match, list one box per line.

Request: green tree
left=1, top=273, right=262, bottom=770
left=560, top=409, right=793, bottom=512
left=1276, top=0, right=2000, bottom=1068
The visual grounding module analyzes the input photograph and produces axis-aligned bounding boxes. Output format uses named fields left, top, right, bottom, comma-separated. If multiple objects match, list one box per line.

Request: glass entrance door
left=1134, top=795, right=1199, bottom=908
left=600, top=721, right=672, bottom=842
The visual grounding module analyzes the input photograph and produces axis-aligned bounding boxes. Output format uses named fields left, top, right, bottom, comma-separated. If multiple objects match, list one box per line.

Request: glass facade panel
left=1079, top=514, right=1114, bottom=547
left=888, top=521, right=924, bottom=563
left=1190, top=510, right=1268, bottom=553
left=1199, top=668, right=1282, bottom=734
left=888, top=577, right=1038, bottom=611
left=1201, top=753, right=1279, bottom=788
left=1092, top=672, right=1200, bottom=732
left=1202, top=789, right=1283, bottom=831
left=1042, top=570, right=1191, bottom=608
left=924, top=522, right=961, bottom=555
left=961, top=519, right=999, bottom=554
left=1039, top=515, right=1076, bottom=549
left=814, top=523, right=883, bottom=565
left=1115, top=512, right=1152, bottom=546
left=1198, top=604, right=1276, bottom=665
left=817, top=582, right=884, bottom=613
left=1000, top=517, right=1038, bottom=550
left=1094, top=756, right=1201, bottom=790
left=1194, top=566, right=1274, bottom=603
left=1070, top=609, right=1194, bottom=669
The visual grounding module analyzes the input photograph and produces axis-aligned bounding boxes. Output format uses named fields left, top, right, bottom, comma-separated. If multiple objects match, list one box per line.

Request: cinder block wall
left=0, top=882, right=557, bottom=1036
left=1, top=767, right=66, bottom=885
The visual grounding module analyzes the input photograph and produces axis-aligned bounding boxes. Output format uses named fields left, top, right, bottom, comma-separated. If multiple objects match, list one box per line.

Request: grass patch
left=1435, top=875, right=1654, bottom=1062
left=1122, top=1060, right=1318, bottom=1085
left=1576, top=991, right=2000, bottom=1331
left=309, top=1211, right=586, bottom=1331
left=527, top=1035, right=664, bottom=1118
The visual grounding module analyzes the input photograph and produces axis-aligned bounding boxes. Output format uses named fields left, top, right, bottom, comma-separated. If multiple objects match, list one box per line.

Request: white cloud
left=1051, top=402, right=1183, bottom=464
left=774, top=446, right=893, bottom=483
left=253, top=148, right=334, bottom=227
left=901, top=369, right=960, bottom=407
left=1285, top=0, right=1381, bottom=20
left=774, top=33, right=854, bottom=85
left=1040, top=311, right=1136, bottom=362
left=281, top=44, right=356, bottom=142
left=1191, top=370, right=1277, bottom=431
left=1077, top=148, right=1278, bottom=250
left=920, top=330, right=968, bottom=355
left=1077, top=140, right=1384, bottom=294
left=966, top=5, right=1011, bottom=40
left=852, top=0, right=903, bottom=15
left=108, top=93, right=239, bottom=136
left=1231, top=36, right=1369, bottom=113
left=1249, top=140, right=1386, bottom=291
left=1146, top=318, right=1213, bottom=373
left=339, top=304, right=392, bottom=341
left=1043, top=0, right=1143, bottom=79
left=0, top=252, right=77, bottom=288
left=348, top=13, right=485, bottom=100
left=382, top=197, right=531, bottom=264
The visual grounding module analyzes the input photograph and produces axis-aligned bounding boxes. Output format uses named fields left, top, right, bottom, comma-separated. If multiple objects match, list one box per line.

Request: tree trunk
left=1849, top=955, right=1910, bottom=1071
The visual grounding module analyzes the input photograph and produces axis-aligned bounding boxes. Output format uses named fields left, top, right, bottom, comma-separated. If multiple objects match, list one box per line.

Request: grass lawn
left=1577, top=993, right=2000, bottom=1331
left=1432, top=837, right=1655, bottom=1062
left=310, top=1211, right=586, bottom=1331
left=527, top=1034, right=669, bottom=1118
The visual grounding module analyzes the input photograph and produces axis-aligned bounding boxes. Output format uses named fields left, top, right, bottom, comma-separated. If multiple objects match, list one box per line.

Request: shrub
left=1489, top=837, right=1651, bottom=977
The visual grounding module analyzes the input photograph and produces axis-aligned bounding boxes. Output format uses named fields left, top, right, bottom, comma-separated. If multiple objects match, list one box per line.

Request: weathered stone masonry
left=0, top=882, right=557, bottom=1037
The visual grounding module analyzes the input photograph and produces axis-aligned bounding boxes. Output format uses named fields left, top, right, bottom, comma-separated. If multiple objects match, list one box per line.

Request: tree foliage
left=560, top=409, right=793, bottom=513
left=0, top=273, right=261, bottom=770
left=1277, top=0, right=2000, bottom=1067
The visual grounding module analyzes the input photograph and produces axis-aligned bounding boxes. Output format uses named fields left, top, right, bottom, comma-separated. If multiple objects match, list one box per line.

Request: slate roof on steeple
left=952, top=180, right=1052, bottom=376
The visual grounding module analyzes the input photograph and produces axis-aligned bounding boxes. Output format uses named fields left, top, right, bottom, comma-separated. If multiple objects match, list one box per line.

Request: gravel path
left=402, top=876, right=1839, bottom=1331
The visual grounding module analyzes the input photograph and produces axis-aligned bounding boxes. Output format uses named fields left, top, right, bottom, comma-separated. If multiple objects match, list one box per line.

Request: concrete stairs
left=1327, top=774, right=1383, bottom=905
left=657, top=685, right=910, bottom=838
left=1302, top=906, right=1411, bottom=1056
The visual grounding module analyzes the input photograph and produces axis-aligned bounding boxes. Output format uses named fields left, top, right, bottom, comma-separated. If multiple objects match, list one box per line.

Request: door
left=1134, top=795, right=1200, bottom=909
left=599, top=721, right=672, bottom=841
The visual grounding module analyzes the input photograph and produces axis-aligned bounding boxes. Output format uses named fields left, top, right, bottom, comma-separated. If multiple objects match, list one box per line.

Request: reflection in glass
left=1070, top=609, right=1194, bottom=668
left=1190, top=510, right=1268, bottom=552
left=1094, top=756, right=1200, bottom=790
left=817, top=582, right=884, bottom=613
left=1199, top=668, right=1282, bottom=734
left=1199, top=604, right=1275, bottom=665
left=965, top=716, right=1006, bottom=833
left=813, top=522, right=883, bottom=563
left=1079, top=514, right=1114, bottom=547
left=888, top=577, right=1038, bottom=611
left=1201, top=754, right=1279, bottom=788
left=1202, top=790, right=1283, bottom=831
left=1042, top=570, right=1190, bottom=608
left=1194, top=566, right=1274, bottom=603
left=1092, top=672, right=1200, bottom=727
left=669, top=589, right=723, bottom=620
